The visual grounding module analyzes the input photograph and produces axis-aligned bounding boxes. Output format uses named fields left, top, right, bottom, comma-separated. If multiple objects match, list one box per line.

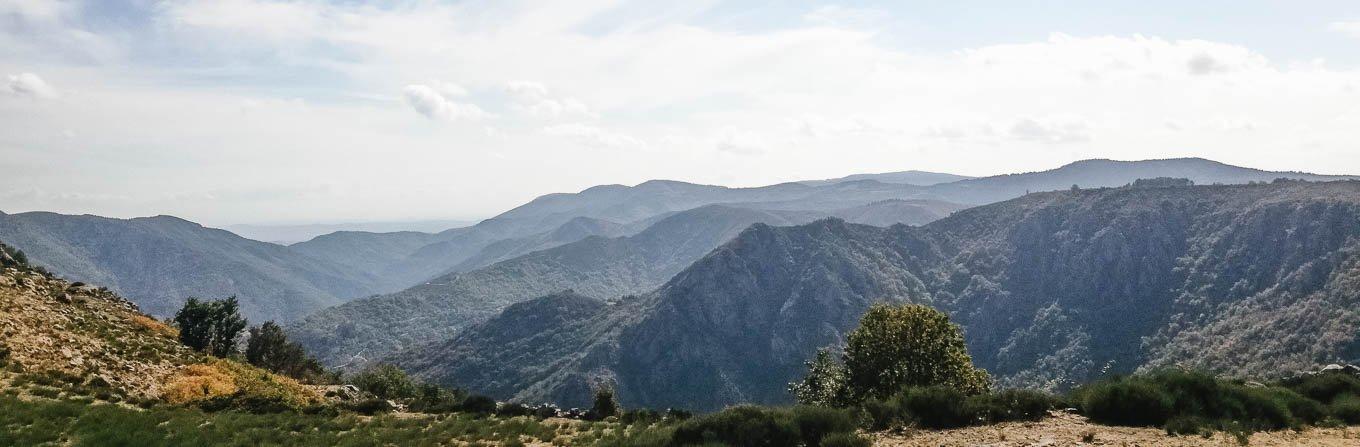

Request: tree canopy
left=173, top=297, right=247, bottom=358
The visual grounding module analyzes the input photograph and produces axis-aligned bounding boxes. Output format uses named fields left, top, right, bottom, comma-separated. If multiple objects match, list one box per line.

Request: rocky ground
left=0, top=264, right=203, bottom=401
left=874, top=412, right=1360, bottom=447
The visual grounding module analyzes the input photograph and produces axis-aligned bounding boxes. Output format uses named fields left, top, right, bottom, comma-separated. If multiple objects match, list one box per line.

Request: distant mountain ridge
left=4, top=157, right=1353, bottom=325
left=394, top=180, right=1360, bottom=411
left=0, top=212, right=384, bottom=322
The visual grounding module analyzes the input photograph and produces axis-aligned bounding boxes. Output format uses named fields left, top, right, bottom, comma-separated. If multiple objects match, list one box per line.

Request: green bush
left=409, top=383, right=464, bottom=414
left=1330, top=394, right=1360, bottom=424
left=345, top=398, right=395, bottom=415
left=1074, top=370, right=1325, bottom=431
left=496, top=402, right=534, bottom=417
left=670, top=406, right=801, bottom=447
left=1074, top=377, right=1172, bottom=426
left=350, top=364, right=418, bottom=400
left=894, top=386, right=972, bottom=429
left=591, top=384, right=620, bottom=420
left=1164, top=415, right=1213, bottom=437
left=841, top=304, right=990, bottom=401
left=964, top=389, right=1057, bottom=424
left=791, top=406, right=857, bottom=447
left=620, top=408, right=661, bottom=425
left=858, top=398, right=898, bottom=430
left=818, top=432, right=872, bottom=447
left=1287, top=373, right=1360, bottom=403
left=458, top=394, right=497, bottom=414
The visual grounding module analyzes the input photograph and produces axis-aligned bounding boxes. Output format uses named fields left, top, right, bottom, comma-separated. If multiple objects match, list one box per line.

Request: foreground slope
left=402, top=180, right=1360, bottom=410
left=0, top=212, right=385, bottom=322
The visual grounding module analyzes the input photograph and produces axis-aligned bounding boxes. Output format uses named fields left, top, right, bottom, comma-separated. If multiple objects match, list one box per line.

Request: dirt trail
left=874, top=412, right=1360, bottom=447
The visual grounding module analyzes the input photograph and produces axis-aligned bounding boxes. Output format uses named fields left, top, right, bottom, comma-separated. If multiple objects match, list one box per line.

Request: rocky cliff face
left=400, top=181, right=1360, bottom=411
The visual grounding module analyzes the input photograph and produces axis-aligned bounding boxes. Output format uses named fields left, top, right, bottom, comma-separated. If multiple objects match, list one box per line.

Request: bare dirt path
left=873, top=412, right=1360, bottom=447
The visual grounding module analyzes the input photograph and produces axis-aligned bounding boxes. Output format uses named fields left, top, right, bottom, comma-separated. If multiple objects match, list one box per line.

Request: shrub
left=965, top=389, right=1057, bottom=423
left=670, top=406, right=801, bottom=447
left=620, top=408, right=661, bottom=425
left=349, top=364, right=418, bottom=400
left=408, top=383, right=464, bottom=414
left=1074, top=377, right=1172, bottom=426
left=894, top=386, right=973, bottom=428
left=346, top=398, right=395, bottom=415
left=458, top=394, right=497, bottom=414
left=858, top=397, right=898, bottom=430
left=1330, top=394, right=1360, bottom=424
left=1074, top=370, right=1315, bottom=431
left=244, top=321, right=327, bottom=383
left=841, top=303, right=990, bottom=402
left=791, top=406, right=857, bottom=447
left=1164, top=415, right=1213, bottom=437
left=497, top=402, right=534, bottom=417
left=818, top=432, right=872, bottom=447
left=162, top=364, right=237, bottom=404
left=591, top=384, right=620, bottom=420
left=129, top=315, right=178, bottom=339
left=1288, top=373, right=1360, bottom=404
left=790, top=349, right=850, bottom=407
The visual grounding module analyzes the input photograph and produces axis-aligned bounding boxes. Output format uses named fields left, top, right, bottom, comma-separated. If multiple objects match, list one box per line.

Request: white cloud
left=402, top=84, right=490, bottom=121
left=4, top=73, right=57, bottom=99
left=1009, top=118, right=1091, bottom=144
left=506, top=81, right=595, bottom=119
left=543, top=123, right=643, bottom=149
left=1329, top=21, right=1360, bottom=38
left=715, top=129, right=768, bottom=155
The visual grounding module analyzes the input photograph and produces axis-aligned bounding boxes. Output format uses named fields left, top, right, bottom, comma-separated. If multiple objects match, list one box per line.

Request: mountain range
left=392, top=179, right=1360, bottom=411
left=0, top=157, right=1353, bottom=338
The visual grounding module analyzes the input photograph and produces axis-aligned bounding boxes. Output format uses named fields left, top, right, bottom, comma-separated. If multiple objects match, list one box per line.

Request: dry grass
left=163, top=363, right=237, bottom=404
left=129, top=315, right=178, bottom=339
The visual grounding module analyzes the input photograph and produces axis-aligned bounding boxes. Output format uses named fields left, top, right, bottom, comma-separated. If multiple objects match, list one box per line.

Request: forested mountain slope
left=289, top=205, right=835, bottom=368
left=0, top=212, right=384, bottom=322
left=399, top=180, right=1360, bottom=411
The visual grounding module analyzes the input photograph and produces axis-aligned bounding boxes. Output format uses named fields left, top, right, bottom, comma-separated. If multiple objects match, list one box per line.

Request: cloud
left=1009, top=118, right=1091, bottom=144
left=4, top=73, right=57, bottom=99
left=715, top=129, right=768, bottom=155
left=1329, top=21, right=1360, bottom=38
left=506, top=81, right=595, bottom=119
left=543, top=123, right=643, bottom=149
left=402, top=84, right=490, bottom=121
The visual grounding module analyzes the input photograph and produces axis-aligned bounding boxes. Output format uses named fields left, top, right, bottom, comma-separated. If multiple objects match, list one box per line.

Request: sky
left=2, top=0, right=1360, bottom=225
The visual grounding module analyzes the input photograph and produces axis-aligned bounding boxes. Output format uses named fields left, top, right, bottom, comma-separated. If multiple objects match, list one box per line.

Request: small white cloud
left=4, top=73, right=57, bottom=99
left=402, top=84, right=490, bottom=121
left=715, top=129, right=768, bottom=155
left=543, top=123, right=643, bottom=149
left=505, top=81, right=595, bottom=119
left=1009, top=118, right=1090, bottom=144
left=1329, top=20, right=1360, bottom=38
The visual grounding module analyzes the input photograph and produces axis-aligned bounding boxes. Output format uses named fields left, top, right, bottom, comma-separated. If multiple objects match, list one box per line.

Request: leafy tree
left=789, top=348, right=850, bottom=407
left=350, top=364, right=418, bottom=400
left=841, top=303, right=989, bottom=401
left=174, top=297, right=248, bottom=358
left=591, top=384, right=620, bottom=419
left=245, top=321, right=326, bottom=382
